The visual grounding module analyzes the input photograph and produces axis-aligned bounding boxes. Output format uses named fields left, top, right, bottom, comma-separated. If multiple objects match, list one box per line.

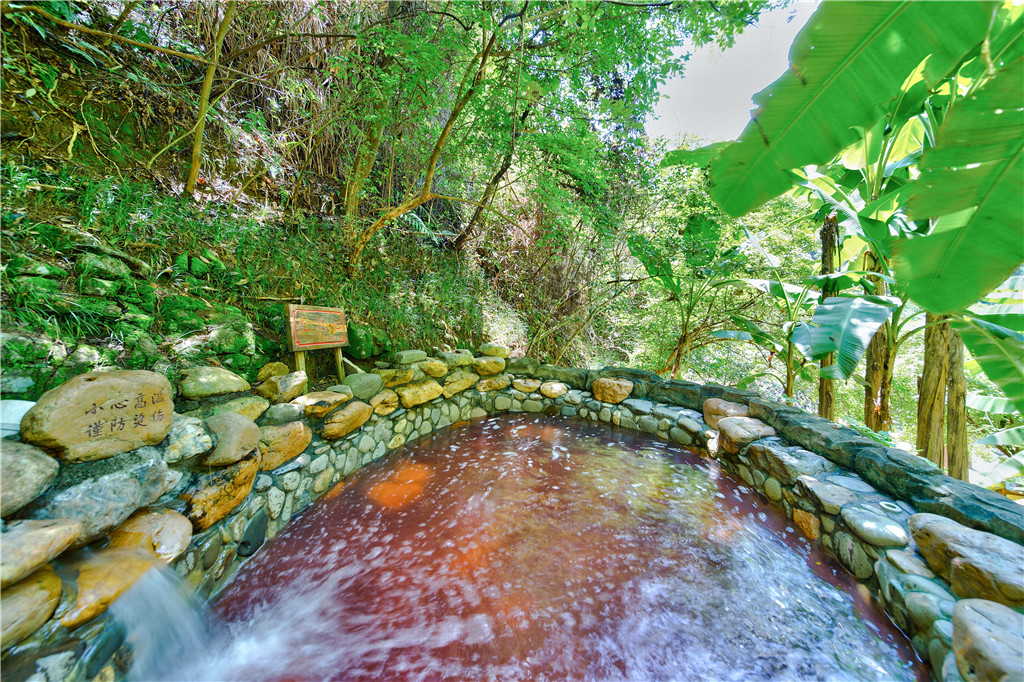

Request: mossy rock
left=346, top=323, right=374, bottom=360
left=208, top=320, right=255, bottom=355
left=159, top=295, right=208, bottom=335
left=113, top=322, right=152, bottom=346
left=10, top=276, right=61, bottom=296
left=6, top=254, right=67, bottom=278
left=221, top=353, right=252, bottom=372
left=77, top=275, right=120, bottom=297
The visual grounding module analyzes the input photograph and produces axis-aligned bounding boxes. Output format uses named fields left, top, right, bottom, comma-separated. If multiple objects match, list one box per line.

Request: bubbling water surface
left=169, top=415, right=925, bottom=681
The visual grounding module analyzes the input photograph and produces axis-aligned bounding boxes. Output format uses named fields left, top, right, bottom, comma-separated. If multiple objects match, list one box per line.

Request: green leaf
left=661, top=142, right=729, bottom=168
left=708, top=1, right=997, bottom=216
left=952, top=316, right=1024, bottom=415
left=627, top=234, right=680, bottom=294
left=729, top=315, right=783, bottom=354
left=790, top=295, right=898, bottom=379
left=976, top=448, right=1024, bottom=488
left=709, top=330, right=753, bottom=341
left=896, top=55, right=1024, bottom=314
left=977, top=425, right=1024, bottom=447
left=966, top=393, right=1019, bottom=415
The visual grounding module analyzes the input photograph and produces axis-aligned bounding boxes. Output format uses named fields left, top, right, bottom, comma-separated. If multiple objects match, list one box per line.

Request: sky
left=646, top=1, right=819, bottom=144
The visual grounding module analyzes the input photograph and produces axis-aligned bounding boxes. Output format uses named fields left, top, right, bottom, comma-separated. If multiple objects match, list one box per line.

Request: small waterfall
left=109, top=564, right=209, bottom=681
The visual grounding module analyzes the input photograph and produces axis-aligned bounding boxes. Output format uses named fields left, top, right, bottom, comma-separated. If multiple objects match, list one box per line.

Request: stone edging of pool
left=1, top=346, right=1021, bottom=681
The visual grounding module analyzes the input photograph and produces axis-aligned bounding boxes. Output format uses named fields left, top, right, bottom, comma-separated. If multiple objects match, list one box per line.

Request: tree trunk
left=863, top=251, right=892, bottom=430
left=185, top=1, right=236, bottom=197
left=917, top=314, right=949, bottom=466
left=818, top=214, right=838, bottom=419
left=946, top=329, right=969, bottom=480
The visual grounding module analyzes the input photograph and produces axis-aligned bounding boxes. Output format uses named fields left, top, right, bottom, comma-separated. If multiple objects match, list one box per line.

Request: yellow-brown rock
left=186, top=395, right=269, bottom=422
left=108, top=509, right=192, bottom=564
left=2, top=519, right=81, bottom=588
left=256, top=361, right=289, bottom=382
left=396, top=380, right=444, bottom=408
left=1, top=441, right=59, bottom=516
left=373, top=369, right=415, bottom=388
left=702, top=398, right=749, bottom=429
left=540, top=381, right=567, bottom=399
left=291, top=390, right=352, bottom=419
left=512, top=378, right=541, bottom=393
left=1, top=565, right=61, bottom=651
left=60, top=547, right=159, bottom=629
left=418, top=359, right=448, bottom=378
left=258, top=421, right=313, bottom=471
left=473, top=356, right=506, bottom=377
left=477, top=374, right=511, bottom=393
left=20, top=370, right=173, bottom=463
left=717, top=416, right=775, bottom=455
left=178, top=453, right=260, bottom=531
left=202, top=412, right=260, bottom=466
left=254, top=371, right=308, bottom=404
left=370, top=390, right=399, bottom=416
left=443, top=370, right=480, bottom=398
left=592, top=377, right=634, bottom=404
left=793, top=509, right=820, bottom=541
left=318, top=401, right=372, bottom=441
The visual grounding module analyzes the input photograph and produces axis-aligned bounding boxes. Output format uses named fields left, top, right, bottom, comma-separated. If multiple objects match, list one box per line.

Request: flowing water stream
left=133, top=415, right=925, bottom=681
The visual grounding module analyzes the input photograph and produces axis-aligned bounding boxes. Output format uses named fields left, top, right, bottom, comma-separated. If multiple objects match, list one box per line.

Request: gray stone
left=910, top=513, right=1024, bottom=608
left=560, top=406, right=577, bottom=418
left=534, top=365, right=588, bottom=389
left=26, top=459, right=174, bottom=545
left=637, top=416, right=659, bottom=434
left=717, top=417, right=775, bottom=455
left=267, top=488, right=285, bottom=519
left=796, top=475, right=863, bottom=514
left=834, top=530, right=874, bottom=579
left=505, top=356, right=540, bottom=375
left=668, top=427, right=693, bottom=446
left=478, top=343, right=510, bottom=358
left=237, top=509, right=269, bottom=557
left=622, top=399, right=655, bottom=415
left=564, top=391, right=582, bottom=406
left=1, top=441, right=59, bottom=516
left=438, top=350, right=475, bottom=368
left=343, top=373, right=384, bottom=400
left=147, top=413, right=214, bottom=464
left=358, top=434, right=375, bottom=453
left=647, top=380, right=701, bottom=410
left=394, top=350, right=427, bottom=364
left=905, top=591, right=945, bottom=632
left=886, top=549, right=936, bottom=579
left=1, top=400, right=36, bottom=439
left=494, top=395, right=512, bottom=411
left=841, top=505, right=910, bottom=548
left=254, top=474, right=272, bottom=492
left=748, top=443, right=836, bottom=485
left=258, top=403, right=304, bottom=426
left=75, top=252, right=131, bottom=280
left=953, top=599, right=1024, bottom=682
left=523, top=400, right=543, bottom=413
left=764, top=477, right=782, bottom=501
left=271, top=453, right=309, bottom=476
left=309, top=454, right=329, bottom=475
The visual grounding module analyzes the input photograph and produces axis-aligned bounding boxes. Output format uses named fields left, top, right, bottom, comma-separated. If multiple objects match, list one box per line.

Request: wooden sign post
left=285, top=304, right=350, bottom=382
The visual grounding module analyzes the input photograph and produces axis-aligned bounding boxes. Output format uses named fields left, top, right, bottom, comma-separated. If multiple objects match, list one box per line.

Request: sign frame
left=284, top=304, right=350, bottom=381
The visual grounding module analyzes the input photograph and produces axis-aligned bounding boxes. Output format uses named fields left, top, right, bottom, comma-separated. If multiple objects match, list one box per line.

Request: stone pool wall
left=2, top=345, right=1021, bottom=681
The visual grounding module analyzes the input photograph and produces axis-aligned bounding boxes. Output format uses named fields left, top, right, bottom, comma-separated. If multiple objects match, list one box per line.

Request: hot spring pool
left=155, top=415, right=925, bottom=680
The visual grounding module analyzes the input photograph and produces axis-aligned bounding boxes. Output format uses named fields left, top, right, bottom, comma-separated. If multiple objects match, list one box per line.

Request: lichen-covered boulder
left=417, top=359, right=448, bottom=378
left=370, top=390, right=399, bottom=416
left=396, top=381, right=443, bottom=408
left=342, top=373, right=384, bottom=400
left=473, top=356, right=506, bottom=377
left=443, top=370, right=479, bottom=398
left=25, top=459, right=178, bottom=546
left=319, top=401, right=372, bottom=440
left=137, top=412, right=213, bottom=464
left=20, top=370, right=173, bottom=463
left=1, top=442, right=59, bottom=516
left=478, top=343, right=510, bottom=358
left=512, top=378, right=541, bottom=393
left=257, top=421, right=312, bottom=470
left=477, top=374, right=511, bottom=393
left=178, top=366, right=250, bottom=400
left=540, top=381, right=567, bottom=399
left=256, top=362, right=289, bottom=382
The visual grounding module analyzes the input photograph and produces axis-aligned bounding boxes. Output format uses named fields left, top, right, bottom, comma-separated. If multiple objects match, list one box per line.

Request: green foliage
left=791, top=295, right=899, bottom=379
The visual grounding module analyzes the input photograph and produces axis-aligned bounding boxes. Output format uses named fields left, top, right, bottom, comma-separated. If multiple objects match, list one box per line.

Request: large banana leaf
left=790, top=295, right=899, bottom=379
left=709, top=2, right=997, bottom=217
left=661, top=142, right=728, bottom=168
left=627, top=234, right=680, bottom=294
left=895, top=55, right=1024, bottom=314
left=952, top=316, right=1024, bottom=415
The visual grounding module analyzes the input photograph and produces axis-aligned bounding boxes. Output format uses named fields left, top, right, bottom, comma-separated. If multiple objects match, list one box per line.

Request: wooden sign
left=285, top=304, right=349, bottom=351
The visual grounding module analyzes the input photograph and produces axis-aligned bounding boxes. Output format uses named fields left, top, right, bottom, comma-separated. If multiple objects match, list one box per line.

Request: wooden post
left=294, top=350, right=307, bottom=373
left=334, top=348, right=346, bottom=382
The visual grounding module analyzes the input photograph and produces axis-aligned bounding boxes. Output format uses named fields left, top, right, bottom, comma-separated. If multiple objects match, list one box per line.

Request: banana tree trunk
left=946, top=330, right=968, bottom=480
left=818, top=214, right=838, bottom=419
left=863, top=251, right=892, bottom=430
left=917, top=314, right=949, bottom=466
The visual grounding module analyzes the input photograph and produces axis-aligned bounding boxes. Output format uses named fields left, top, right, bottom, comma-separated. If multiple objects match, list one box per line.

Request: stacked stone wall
left=1, top=347, right=1021, bottom=681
